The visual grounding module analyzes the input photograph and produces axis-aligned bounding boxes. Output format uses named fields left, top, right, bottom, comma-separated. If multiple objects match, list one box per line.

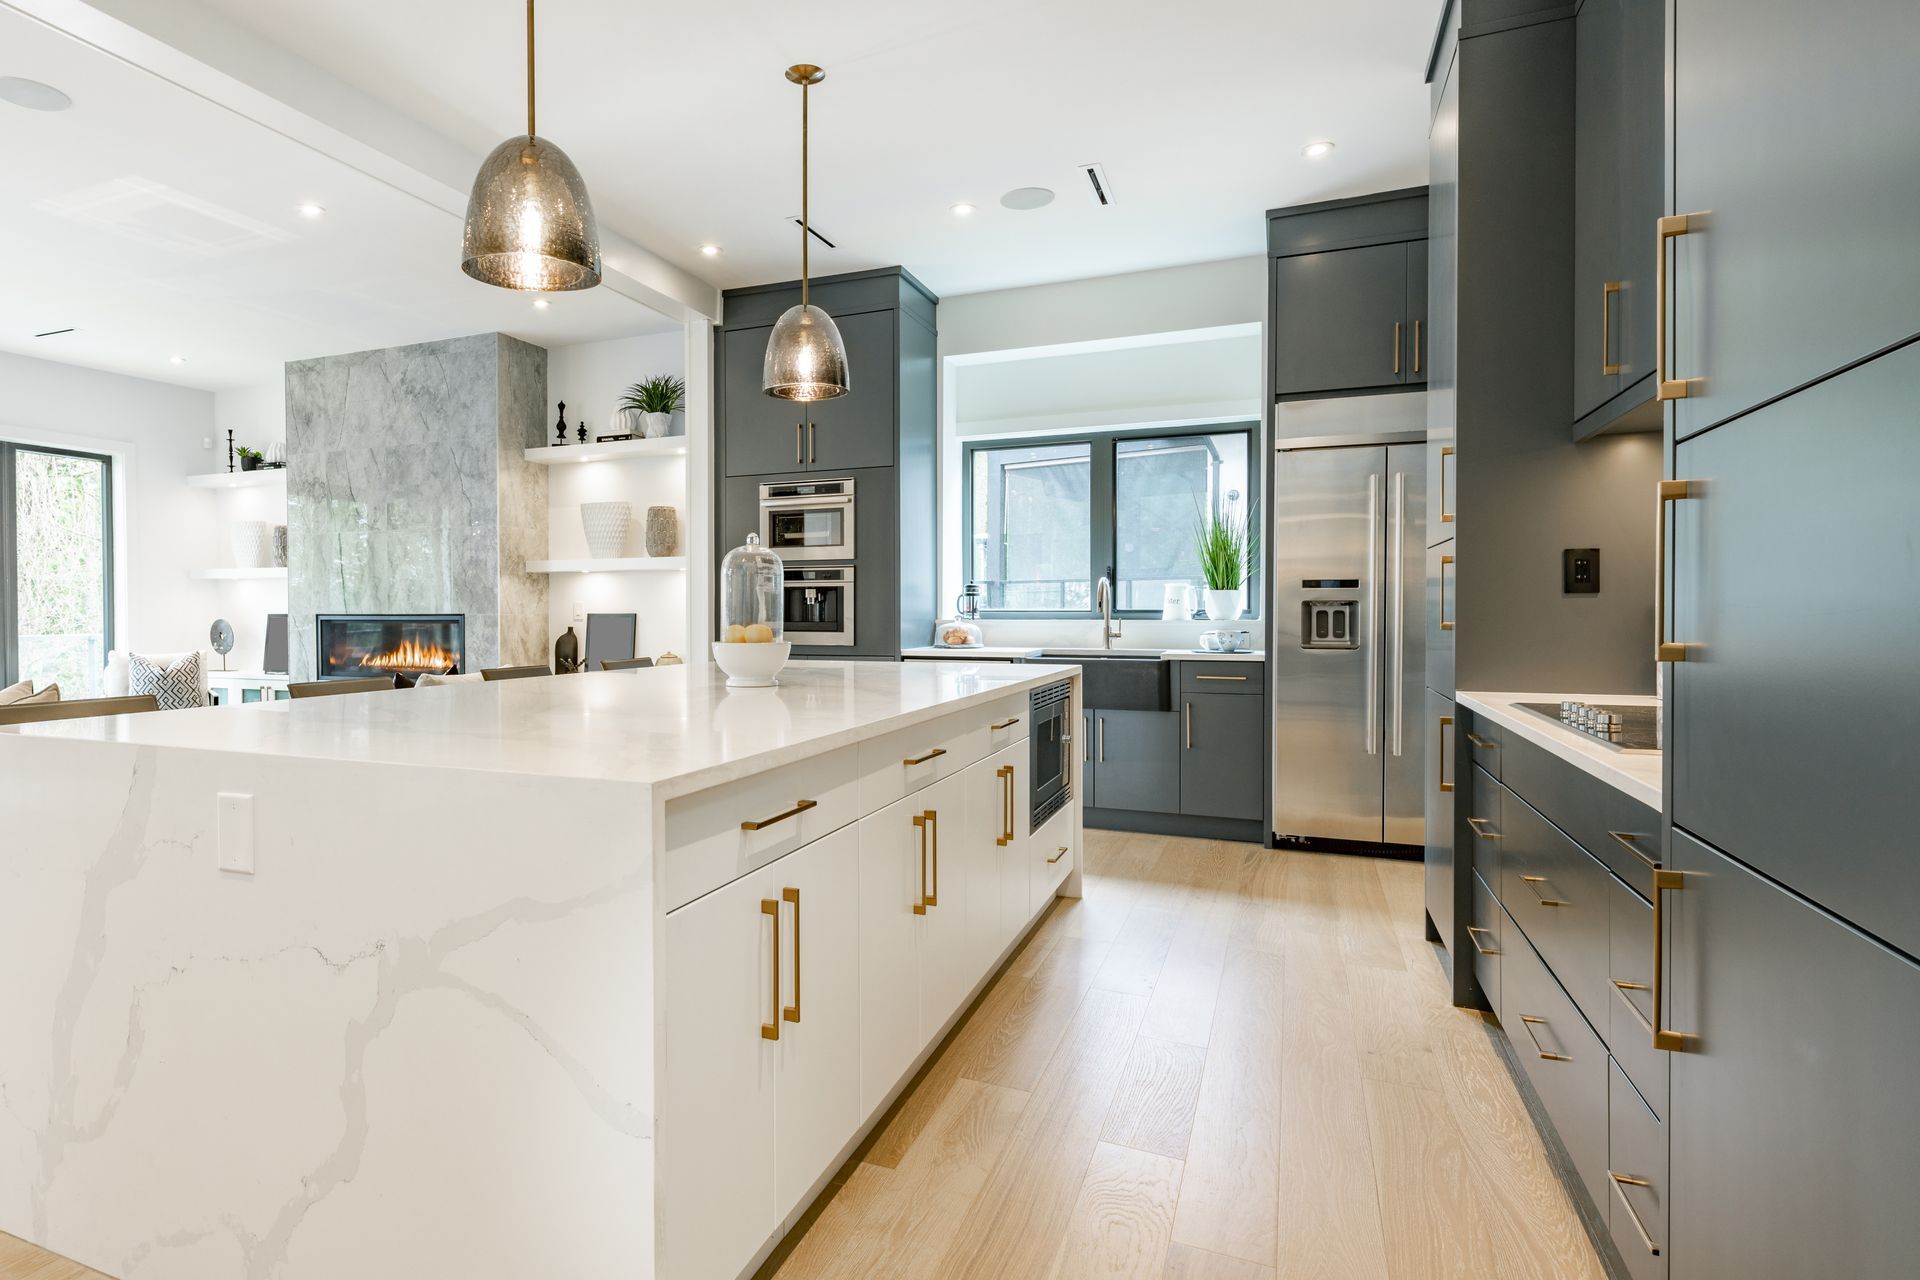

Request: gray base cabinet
left=1178, top=692, right=1262, bottom=821
left=1422, top=689, right=1457, bottom=950
left=1606, top=1059, right=1667, bottom=1280
left=1089, top=710, right=1179, bottom=815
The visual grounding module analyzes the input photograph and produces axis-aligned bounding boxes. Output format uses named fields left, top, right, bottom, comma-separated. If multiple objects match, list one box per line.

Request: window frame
left=961, top=420, right=1261, bottom=620
left=0, top=440, right=117, bottom=689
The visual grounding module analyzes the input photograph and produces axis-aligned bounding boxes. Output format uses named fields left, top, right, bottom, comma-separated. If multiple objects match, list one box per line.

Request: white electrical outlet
left=574, top=601, right=585, bottom=622
left=217, top=792, right=255, bottom=875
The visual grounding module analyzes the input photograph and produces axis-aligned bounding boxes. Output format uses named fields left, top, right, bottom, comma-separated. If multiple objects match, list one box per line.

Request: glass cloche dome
left=719, top=533, right=784, bottom=643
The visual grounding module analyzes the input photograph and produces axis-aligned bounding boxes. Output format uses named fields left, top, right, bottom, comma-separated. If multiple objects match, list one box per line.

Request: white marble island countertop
left=12, top=660, right=1081, bottom=801
left=1455, top=690, right=1662, bottom=809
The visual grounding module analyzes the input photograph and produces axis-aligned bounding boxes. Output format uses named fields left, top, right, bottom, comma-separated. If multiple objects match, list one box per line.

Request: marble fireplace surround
left=285, top=333, right=548, bottom=680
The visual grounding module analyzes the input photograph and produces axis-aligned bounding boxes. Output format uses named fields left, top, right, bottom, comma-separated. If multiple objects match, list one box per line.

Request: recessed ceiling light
left=1302, top=140, right=1336, bottom=158
left=168, top=355, right=186, bottom=365
left=0, top=77, right=72, bottom=112
left=298, top=201, right=326, bottom=219
left=532, top=298, right=551, bottom=310
left=951, top=202, right=976, bottom=217
left=1000, top=187, right=1055, bottom=211
left=699, top=243, right=722, bottom=257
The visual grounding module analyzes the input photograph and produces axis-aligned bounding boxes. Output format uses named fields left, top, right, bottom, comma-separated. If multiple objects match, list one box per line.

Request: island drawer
left=857, top=693, right=1027, bottom=812
left=1030, top=803, right=1075, bottom=905
left=664, top=745, right=862, bottom=912
left=1500, top=727, right=1660, bottom=893
left=1463, top=711, right=1503, bottom=779
left=1606, top=871, right=1668, bottom=1118
left=1468, top=869, right=1502, bottom=1021
left=1177, top=661, right=1265, bottom=695
left=1500, top=906, right=1609, bottom=1217
left=1500, top=784, right=1612, bottom=1035
left=1606, top=1058, right=1669, bottom=1280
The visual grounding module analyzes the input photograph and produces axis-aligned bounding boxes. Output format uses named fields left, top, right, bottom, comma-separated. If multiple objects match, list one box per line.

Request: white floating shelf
left=186, top=468, right=287, bottom=489
left=523, top=437, right=688, bottom=466
left=525, top=556, right=688, bottom=574
left=191, top=567, right=288, bottom=581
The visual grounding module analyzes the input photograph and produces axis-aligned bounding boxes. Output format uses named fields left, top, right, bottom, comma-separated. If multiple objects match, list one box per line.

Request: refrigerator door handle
left=1364, top=471, right=1381, bottom=756
left=1390, top=469, right=1405, bottom=757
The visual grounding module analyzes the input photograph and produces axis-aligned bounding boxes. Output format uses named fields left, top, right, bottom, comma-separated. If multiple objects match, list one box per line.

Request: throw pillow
left=415, top=672, right=484, bottom=688
left=0, top=679, right=32, bottom=706
left=16, top=683, right=60, bottom=705
left=129, top=652, right=204, bottom=711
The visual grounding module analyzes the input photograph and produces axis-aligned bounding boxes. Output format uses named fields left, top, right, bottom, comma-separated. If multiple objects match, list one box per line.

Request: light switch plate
left=1563, top=548, right=1600, bottom=595
left=217, top=792, right=255, bottom=875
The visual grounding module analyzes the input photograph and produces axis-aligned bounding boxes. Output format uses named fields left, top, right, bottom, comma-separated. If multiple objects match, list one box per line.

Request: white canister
left=1161, top=583, right=1194, bottom=621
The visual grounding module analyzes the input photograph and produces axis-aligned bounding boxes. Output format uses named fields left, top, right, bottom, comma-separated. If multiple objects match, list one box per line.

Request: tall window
left=965, top=424, right=1256, bottom=617
left=1, top=443, right=115, bottom=696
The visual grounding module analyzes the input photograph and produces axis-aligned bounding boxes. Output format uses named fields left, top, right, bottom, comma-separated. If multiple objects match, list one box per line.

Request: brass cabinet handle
left=795, top=422, right=804, bottom=466
left=926, top=809, right=940, bottom=906
left=1193, top=674, right=1247, bottom=681
left=912, top=812, right=930, bottom=915
left=1608, top=830, right=1661, bottom=871
left=1438, top=554, right=1455, bottom=631
left=741, top=798, right=819, bottom=832
left=782, top=887, right=801, bottom=1024
left=761, top=898, right=781, bottom=1041
left=1612, top=978, right=1655, bottom=1035
left=903, top=746, right=948, bottom=767
left=991, top=716, right=1021, bottom=730
left=1602, top=280, right=1622, bottom=375
left=1439, top=445, right=1455, bottom=525
left=1520, top=874, right=1569, bottom=908
left=1437, top=715, right=1454, bottom=793
left=1656, top=212, right=1702, bottom=400
left=1393, top=321, right=1402, bottom=375
left=1466, top=924, right=1499, bottom=956
left=1466, top=816, right=1501, bottom=839
left=1517, top=1014, right=1572, bottom=1062
left=1655, top=480, right=1697, bottom=663
left=1413, top=318, right=1422, bottom=374
left=1465, top=730, right=1496, bottom=749
left=1651, top=867, right=1693, bottom=1051
left=1047, top=846, right=1069, bottom=864
left=807, top=421, right=816, bottom=465
left=1183, top=701, right=1193, bottom=750
left=1097, top=715, right=1105, bottom=763
left=995, top=765, right=1013, bottom=846
left=1609, top=1172, right=1663, bottom=1257
left=1083, top=714, right=1091, bottom=763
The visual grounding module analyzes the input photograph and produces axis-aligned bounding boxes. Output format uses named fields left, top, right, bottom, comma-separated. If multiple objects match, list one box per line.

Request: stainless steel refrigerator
left=1270, top=435, right=1426, bottom=848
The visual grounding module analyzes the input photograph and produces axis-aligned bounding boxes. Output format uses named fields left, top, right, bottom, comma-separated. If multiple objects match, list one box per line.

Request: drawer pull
left=1516, top=1015, right=1572, bottom=1062
left=1608, top=829, right=1660, bottom=871
left=1651, top=867, right=1694, bottom=1051
left=761, top=898, right=781, bottom=1041
left=1519, top=875, right=1568, bottom=908
left=1655, top=212, right=1702, bottom=401
left=1601, top=279, right=1622, bottom=376
left=1048, top=846, right=1069, bottom=865
left=991, top=716, right=1021, bottom=730
left=903, top=746, right=948, bottom=767
left=1466, top=816, right=1501, bottom=839
left=782, top=887, right=801, bottom=1024
left=996, top=766, right=1014, bottom=846
left=1465, top=731, right=1496, bottom=749
left=1438, top=554, right=1455, bottom=631
left=1609, top=1171, right=1663, bottom=1257
left=1437, top=715, right=1454, bottom=793
left=1655, top=479, right=1698, bottom=663
left=912, top=812, right=931, bottom=915
left=1466, top=924, right=1499, bottom=956
left=1439, top=446, right=1455, bottom=525
left=1612, top=979, right=1654, bottom=1035
left=741, top=798, right=819, bottom=832
left=1193, top=674, right=1248, bottom=682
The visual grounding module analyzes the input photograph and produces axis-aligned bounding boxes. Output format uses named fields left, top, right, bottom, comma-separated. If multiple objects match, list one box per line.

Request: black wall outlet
left=1563, top=548, right=1600, bottom=594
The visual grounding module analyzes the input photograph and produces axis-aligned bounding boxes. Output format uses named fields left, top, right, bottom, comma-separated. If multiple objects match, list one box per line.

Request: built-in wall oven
left=759, top=477, right=855, bottom=561
left=1030, top=680, right=1074, bottom=826
left=784, top=566, right=855, bottom=646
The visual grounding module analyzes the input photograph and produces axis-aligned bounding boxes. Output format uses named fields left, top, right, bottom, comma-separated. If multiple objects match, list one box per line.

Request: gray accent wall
left=285, top=332, right=548, bottom=679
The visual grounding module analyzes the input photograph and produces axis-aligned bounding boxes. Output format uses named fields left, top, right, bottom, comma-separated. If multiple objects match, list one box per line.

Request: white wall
left=939, top=256, right=1264, bottom=360
left=213, top=376, right=287, bottom=452
left=0, top=351, right=222, bottom=679
left=546, top=333, right=687, bottom=442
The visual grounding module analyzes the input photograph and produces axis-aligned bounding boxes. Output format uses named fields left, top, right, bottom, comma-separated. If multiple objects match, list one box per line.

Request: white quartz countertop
left=11, top=661, right=1082, bottom=799
left=901, top=646, right=1265, bottom=662
left=1455, top=690, right=1662, bottom=810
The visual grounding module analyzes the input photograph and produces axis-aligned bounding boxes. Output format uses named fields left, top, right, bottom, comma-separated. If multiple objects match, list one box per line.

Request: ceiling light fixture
left=951, top=202, right=975, bottom=217
left=762, top=65, right=848, bottom=402
left=0, top=77, right=72, bottom=112
left=700, top=243, right=722, bottom=257
left=298, top=202, right=326, bottom=219
left=460, top=0, right=602, bottom=291
left=1302, top=140, right=1336, bottom=158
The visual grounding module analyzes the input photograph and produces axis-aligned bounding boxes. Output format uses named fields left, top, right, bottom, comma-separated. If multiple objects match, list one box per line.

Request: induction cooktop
left=1517, top=701, right=1662, bottom=753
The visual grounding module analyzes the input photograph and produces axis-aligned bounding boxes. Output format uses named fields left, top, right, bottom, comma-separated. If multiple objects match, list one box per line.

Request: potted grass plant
left=621, top=374, right=687, bottom=439
left=1195, top=499, right=1258, bottom=622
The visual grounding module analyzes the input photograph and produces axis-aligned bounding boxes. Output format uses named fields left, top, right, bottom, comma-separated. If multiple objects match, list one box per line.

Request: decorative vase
left=265, top=441, right=286, bottom=467
left=641, top=411, right=672, bottom=439
left=272, top=525, right=289, bottom=568
left=554, top=625, right=580, bottom=673
left=231, top=521, right=273, bottom=568
left=609, top=406, right=646, bottom=438
left=645, top=506, right=679, bottom=557
left=1203, top=587, right=1245, bottom=622
left=580, top=501, right=632, bottom=558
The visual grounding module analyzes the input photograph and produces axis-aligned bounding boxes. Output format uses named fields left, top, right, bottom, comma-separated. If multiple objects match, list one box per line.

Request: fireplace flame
left=359, top=639, right=457, bottom=673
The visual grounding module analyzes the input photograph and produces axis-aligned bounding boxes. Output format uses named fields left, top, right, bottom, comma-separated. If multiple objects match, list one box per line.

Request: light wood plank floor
left=0, top=832, right=1605, bottom=1280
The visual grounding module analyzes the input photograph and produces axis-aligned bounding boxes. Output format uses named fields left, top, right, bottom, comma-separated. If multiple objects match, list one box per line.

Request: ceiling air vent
left=34, top=327, right=75, bottom=338
left=1080, top=162, right=1114, bottom=207
left=787, top=217, right=837, bottom=250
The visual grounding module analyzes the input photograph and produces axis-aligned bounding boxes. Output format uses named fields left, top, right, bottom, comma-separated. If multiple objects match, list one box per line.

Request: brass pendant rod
left=525, top=0, right=536, bottom=138
left=800, top=77, right=810, bottom=307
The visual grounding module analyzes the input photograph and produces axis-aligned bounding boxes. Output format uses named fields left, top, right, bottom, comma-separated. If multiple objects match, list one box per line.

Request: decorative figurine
left=226, top=429, right=236, bottom=473
left=554, top=401, right=568, bottom=446
left=577, top=421, right=587, bottom=444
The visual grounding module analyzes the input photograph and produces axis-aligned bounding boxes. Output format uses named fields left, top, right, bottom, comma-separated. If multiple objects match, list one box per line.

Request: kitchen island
left=0, top=660, right=1082, bottom=1280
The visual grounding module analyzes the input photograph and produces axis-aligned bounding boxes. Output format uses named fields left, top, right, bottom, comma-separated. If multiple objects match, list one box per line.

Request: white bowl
left=711, top=640, right=791, bottom=688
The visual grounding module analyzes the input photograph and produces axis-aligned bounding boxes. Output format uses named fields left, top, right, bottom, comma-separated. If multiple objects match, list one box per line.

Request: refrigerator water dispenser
left=1302, top=600, right=1358, bottom=649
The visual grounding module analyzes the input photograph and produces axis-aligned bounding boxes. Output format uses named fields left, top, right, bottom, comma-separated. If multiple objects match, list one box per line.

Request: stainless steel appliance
left=1271, top=435, right=1427, bottom=846
left=759, top=477, right=855, bottom=561
left=783, top=565, right=854, bottom=646
left=1029, top=680, right=1073, bottom=826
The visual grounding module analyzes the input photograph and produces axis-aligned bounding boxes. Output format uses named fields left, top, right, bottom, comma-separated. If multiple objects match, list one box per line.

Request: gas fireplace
left=317, top=614, right=465, bottom=680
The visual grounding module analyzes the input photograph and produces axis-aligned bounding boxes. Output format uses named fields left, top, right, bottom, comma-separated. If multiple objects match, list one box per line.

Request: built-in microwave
left=1030, top=680, right=1074, bottom=826
left=783, top=565, right=855, bottom=647
left=759, top=477, right=855, bottom=561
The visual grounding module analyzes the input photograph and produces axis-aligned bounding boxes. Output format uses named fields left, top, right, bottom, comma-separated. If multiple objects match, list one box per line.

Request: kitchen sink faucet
left=1095, top=575, right=1123, bottom=649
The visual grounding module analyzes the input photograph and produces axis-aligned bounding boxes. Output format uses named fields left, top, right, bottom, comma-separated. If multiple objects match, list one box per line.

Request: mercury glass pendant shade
left=461, top=134, right=603, bottom=291
left=764, top=303, right=850, bottom=401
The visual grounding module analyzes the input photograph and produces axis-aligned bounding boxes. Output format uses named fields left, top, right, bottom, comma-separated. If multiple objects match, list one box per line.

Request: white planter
left=641, top=412, right=673, bottom=439
left=1203, top=588, right=1245, bottom=622
left=580, top=501, right=632, bottom=558
left=230, top=521, right=274, bottom=568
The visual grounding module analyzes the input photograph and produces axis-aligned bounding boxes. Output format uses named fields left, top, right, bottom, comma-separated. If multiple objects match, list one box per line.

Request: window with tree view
left=2, top=443, right=114, bottom=697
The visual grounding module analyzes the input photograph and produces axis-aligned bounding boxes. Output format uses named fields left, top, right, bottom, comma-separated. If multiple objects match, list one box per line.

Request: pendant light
left=763, top=64, right=849, bottom=401
left=460, top=0, right=602, bottom=291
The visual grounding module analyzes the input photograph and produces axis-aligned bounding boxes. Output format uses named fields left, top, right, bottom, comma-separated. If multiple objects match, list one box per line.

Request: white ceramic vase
left=1204, top=588, right=1245, bottom=622
left=580, top=501, right=632, bottom=558
left=608, top=406, right=646, bottom=438
left=641, top=412, right=672, bottom=440
left=231, top=520, right=274, bottom=568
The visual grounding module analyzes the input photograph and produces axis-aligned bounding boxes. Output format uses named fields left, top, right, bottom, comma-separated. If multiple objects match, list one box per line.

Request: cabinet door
left=1607, top=1058, right=1668, bottom=1280
left=1178, top=691, right=1263, bottom=820
left=960, top=755, right=1009, bottom=971
left=1426, top=539, right=1455, bottom=698
left=1079, top=708, right=1097, bottom=804
left=1423, top=688, right=1458, bottom=950
left=1272, top=243, right=1411, bottom=395
left=998, top=742, right=1030, bottom=948
left=916, top=773, right=974, bottom=1039
left=661, top=863, right=778, bottom=1279
left=1090, top=709, right=1179, bottom=814
left=773, top=826, right=862, bottom=1219
left=722, top=324, right=808, bottom=476
left=1670, top=0, right=1920, bottom=438
left=1426, top=61, right=1459, bottom=546
left=1404, top=239, right=1428, bottom=387
left=856, top=800, right=924, bottom=1116
left=1670, top=343, right=1920, bottom=959
left=1666, top=828, right=1920, bottom=1279
left=801, top=309, right=897, bottom=472
left=1572, top=0, right=1623, bottom=418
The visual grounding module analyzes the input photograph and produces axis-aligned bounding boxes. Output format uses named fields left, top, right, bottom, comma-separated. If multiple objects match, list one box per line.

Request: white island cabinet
left=0, top=661, right=1081, bottom=1280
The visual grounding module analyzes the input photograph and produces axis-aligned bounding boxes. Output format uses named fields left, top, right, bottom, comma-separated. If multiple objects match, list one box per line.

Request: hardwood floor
left=0, top=832, right=1605, bottom=1280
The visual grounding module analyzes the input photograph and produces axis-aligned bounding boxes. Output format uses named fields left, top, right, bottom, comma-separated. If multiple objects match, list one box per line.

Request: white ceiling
left=187, top=0, right=1437, bottom=296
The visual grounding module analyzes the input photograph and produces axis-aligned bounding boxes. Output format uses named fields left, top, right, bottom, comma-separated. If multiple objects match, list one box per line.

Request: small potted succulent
left=621, top=374, right=687, bottom=439
left=235, top=445, right=264, bottom=472
left=1195, top=499, right=1258, bottom=622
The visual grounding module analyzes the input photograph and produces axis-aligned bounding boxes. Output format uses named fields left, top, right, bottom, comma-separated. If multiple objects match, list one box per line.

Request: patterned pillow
left=0, top=679, right=32, bottom=706
left=129, top=652, right=204, bottom=711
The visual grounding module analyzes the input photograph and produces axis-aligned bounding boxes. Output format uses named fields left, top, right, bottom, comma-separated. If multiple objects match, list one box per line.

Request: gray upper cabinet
left=796, top=309, right=897, bottom=473
left=1090, top=709, right=1179, bottom=815
left=1272, top=242, right=1419, bottom=397
left=1666, top=828, right=1920, bottom=1280
left=1670, top=0, right=1920, bottom=439
left=1178, top=691, right=1263, bottom=821
left=1572, top=0, right=1662, bottom=433
left=721, top=325, right=809, bottom=476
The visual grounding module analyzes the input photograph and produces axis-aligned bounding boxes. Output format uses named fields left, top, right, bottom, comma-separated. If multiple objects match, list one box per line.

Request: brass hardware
left=1650, top=867, right=1693, bottom=1051
left=1612, top=979, right=1655, bottom=1035
left=525, top=0, right=536, bottom=135
left=926, top=808, right=940, bottom=907
left=1047, top=846, right=1069, bottom=864
left=1004, top=767, right=1014, bottom=844
left=782, top=887, right=801, bottom=1024
left=1193, top=674, right=1247, bottom=682
left=1437, top=715, right=1454, bottom=793
left=1183, top=701, right=1193, bottom=750
left=1466, top=924, right=1499, bottom=956
left=1413, top=318, right=1422, bottom=374
left=1655, top=480, right=1696, bottom=663
left=1517, top=1015, right=1572, bottom=1062
left=1438, top=554, right=1454, bottom=631
left=1465, top=730, right=1496, bottom=749
left=761, top=898, right=781, bottom=1040
left=1097, top=714, right=1105, bottom=763
left=1609, top=1172, right=1663, bottom=1257
left=912, top=813, right=930, bottom=915
left=995, top=766, right=1013, bottom=846
left=1520, top=874, right=1568, bottom=908
left=741, top=798, right=819, bottom=832
left=902, top=746, right=948, bottom=767
left=1602, top=280, right=1623, bottom=375
left=991, top=716, right=1021, bottom=730
left=1656, top=213, right=1702, bottom=400
left=1609, top=830, right=1660, bottom=871
left=1439, top=446, right=1455, bottom=525
left=1466, top=816, right=1502, bottom=839
left=795, top=423, right=804, bottom=466
left=1393, top=321, right=1402, bottom=375
left=808, top=421, right=816, bottom=465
